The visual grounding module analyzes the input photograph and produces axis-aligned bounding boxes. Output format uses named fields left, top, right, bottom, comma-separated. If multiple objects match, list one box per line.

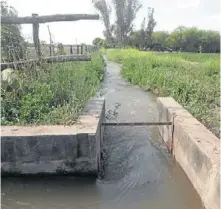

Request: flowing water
left=1, top=59, right=204, bottom=209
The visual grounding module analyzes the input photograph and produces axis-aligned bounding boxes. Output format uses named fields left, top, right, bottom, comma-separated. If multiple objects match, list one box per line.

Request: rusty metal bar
left=102, top=122, right=172, bottom=126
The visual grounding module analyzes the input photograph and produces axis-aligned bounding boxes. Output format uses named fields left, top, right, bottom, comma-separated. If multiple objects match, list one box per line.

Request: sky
left=5, top=0, right=221, bottom=45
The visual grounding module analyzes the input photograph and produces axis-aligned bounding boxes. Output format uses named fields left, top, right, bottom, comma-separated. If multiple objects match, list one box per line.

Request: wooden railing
left=1, top=13, right=99, bottom=70
left=1, top=14, right=99, bottom=24
left=1, top=55, right=92, bottom=71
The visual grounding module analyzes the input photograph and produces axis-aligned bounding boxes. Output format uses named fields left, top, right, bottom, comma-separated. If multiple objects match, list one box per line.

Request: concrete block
left=157, top=97, right=220, bottom=209
left=1, top=98, right=105, bottom=176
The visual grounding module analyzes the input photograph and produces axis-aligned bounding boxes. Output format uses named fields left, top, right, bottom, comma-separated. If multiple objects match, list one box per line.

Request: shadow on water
left=1, top=58, right=204, bottom=209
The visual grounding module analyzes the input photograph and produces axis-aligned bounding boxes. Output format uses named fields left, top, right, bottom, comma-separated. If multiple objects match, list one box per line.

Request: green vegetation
left=106, top=49, right=220, bottom=137
left=1, top=53, right=104, bottom=125
left=1, top=1, right=27, bottom=62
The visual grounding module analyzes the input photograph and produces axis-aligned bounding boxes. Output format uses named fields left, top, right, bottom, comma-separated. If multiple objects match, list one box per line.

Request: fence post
left=70, top=45, right=73, bottom=54
left=47, top=25, right=53, bottom=56
left=81, top=44, right=83, bottom=55
left=52, top=45, right=55, bottom=56
left=49, top=45, right=52, bottom=56
left=32, top=13, right=41, bottom=59
left=77, top=45, right=79, bottom=54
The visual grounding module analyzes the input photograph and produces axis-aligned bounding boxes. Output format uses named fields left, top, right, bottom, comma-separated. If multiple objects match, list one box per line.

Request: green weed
left=106, top=49, right=220, bottom=137
left=1, top=53, right=105, bottom=125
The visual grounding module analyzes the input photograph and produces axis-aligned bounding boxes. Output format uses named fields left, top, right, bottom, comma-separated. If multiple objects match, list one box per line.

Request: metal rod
left=102, top=122, right=172, bottom=126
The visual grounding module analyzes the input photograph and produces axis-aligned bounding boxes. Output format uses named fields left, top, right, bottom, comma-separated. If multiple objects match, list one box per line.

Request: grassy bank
left=106, top=49, right=220, bottom=137
left=1, top=53, right=104, bottom=125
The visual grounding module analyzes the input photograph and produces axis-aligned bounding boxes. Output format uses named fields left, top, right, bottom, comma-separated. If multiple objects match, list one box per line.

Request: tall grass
left=106, top=49, right=220, bottom=137
left=1, top=53, right=104, bottom=125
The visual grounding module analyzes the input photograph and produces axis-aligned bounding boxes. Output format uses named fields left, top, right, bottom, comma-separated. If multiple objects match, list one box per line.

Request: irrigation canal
left=1, top=57, right=204, bottom=209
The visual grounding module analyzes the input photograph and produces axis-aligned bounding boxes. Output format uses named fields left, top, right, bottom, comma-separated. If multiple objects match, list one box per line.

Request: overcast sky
left=6, top=0, right=221, bottom=44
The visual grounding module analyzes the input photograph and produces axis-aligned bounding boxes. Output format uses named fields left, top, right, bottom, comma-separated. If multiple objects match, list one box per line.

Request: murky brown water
left=1, top=58, right=204, bottom=209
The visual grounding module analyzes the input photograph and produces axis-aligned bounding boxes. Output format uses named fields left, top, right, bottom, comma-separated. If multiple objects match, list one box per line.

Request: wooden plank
left=1, top=55, right=91, bottom=71
left=101, top=122, right=173, bottom=126
left=1, top=14, right=99, bottom=24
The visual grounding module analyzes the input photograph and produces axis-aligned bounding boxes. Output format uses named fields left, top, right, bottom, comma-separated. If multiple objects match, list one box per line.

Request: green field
left=106, top=49, right=220, bottom=137
left=1, top=53, right=104, bottom=125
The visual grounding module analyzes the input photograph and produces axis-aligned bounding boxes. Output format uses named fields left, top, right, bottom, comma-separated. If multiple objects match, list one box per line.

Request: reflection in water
left=1, top=59, right=204, bottom=209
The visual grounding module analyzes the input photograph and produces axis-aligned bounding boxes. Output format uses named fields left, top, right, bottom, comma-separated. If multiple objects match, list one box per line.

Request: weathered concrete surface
left=157, top=97, right=220, bottom=209
left=1, top=98, right=105, bottom=176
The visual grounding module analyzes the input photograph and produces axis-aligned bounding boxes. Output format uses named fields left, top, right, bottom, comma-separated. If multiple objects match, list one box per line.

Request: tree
left=200, top=30, right=220, bottom=53
left=152, top=31, right=169, bottom=46
left=146, top=7, right=157, bottom=48
left=93, top=37, right=105, bottom=47
left=164, top=26, right=220, bottom=53
left=1, top=1, right=27, bottom=62
left=93, top=0, right=112, bottom=45
left=56, top=43, right=66, bottom=55
left=128, top=30, right=141, bottom=47
left=139, top=17, right=146, bottom=48
left=164, top=26, right=185, bottom=51
left=181, top=27, right=200, bottom=52
left=112, top=0, right=142, bottom=46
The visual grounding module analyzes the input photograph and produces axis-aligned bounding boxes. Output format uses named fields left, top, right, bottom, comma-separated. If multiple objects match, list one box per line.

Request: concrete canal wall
left=1, top=98, right=105, bottom=176
left=1, top=93, right=219, bottom=209
left=157, top=97, right=220, bottom=209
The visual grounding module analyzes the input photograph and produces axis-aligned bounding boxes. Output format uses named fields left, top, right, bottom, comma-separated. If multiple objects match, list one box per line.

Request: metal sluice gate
left=101, top=121, right=172, bottom=126
left=101, top=121, right=174, bottom=153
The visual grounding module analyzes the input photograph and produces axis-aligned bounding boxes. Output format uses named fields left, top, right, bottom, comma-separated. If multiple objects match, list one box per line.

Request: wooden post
left=81, top=45, right=83, bottom=55
left=47, top=25, right=53, bottom=56
left=49, top=45, right=51, bottom=56
left=77, top=45, right=79, bottom=54
left=70, top=45, right=73, bottom=54
left=52, top=45, right=55, bottom=55
left=32, top=14, right=41, bottom=59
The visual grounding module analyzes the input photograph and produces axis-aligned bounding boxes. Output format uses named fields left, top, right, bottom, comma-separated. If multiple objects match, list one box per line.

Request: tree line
left=93, top=0, right=220, bottom=53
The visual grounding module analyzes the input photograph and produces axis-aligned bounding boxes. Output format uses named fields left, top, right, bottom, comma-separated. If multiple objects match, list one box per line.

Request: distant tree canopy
left=120, top=27, right=220, bottom=53
left=164, top=27, right=220, bottom=53
left=1, top=1, right=27, bottom=61
left=93, top=37, right=105, bottom=47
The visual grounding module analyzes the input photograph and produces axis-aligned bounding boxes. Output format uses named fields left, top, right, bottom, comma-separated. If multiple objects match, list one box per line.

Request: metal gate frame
left=101, top=121, right=174, bottom=153
left=98, top=121, right=174, bottom=174
left=101, top=121, right=172, bottom=126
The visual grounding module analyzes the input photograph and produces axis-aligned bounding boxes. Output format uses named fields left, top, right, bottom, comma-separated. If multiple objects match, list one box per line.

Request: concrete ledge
left=1, top=98, right=105, bottom=177
left=157, top=97, right=220, bottom=209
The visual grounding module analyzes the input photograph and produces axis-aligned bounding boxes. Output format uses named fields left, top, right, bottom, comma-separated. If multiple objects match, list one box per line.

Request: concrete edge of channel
left=157, top=96, right=220, bottom=209
left=1, top=97, right=105, bottom=177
